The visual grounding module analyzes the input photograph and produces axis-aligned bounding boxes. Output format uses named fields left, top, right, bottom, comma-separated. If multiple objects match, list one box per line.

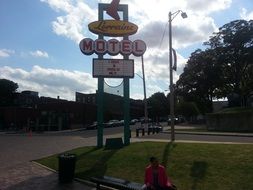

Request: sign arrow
left=106, top=0, right=120, bottom=20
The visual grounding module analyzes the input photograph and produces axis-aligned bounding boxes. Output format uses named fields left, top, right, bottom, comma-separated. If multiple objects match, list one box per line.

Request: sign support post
left=97, top=3, right=105, bottom=148
left=122, top=5, right=130, bottom=146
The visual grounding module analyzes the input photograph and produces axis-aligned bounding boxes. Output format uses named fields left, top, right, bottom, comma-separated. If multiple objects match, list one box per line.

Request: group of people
left=143, top=157, right=177, bottom=190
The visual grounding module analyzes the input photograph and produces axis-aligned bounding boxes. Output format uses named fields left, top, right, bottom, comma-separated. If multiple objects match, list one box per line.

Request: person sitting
left=143, top=157, right=177, bottom=190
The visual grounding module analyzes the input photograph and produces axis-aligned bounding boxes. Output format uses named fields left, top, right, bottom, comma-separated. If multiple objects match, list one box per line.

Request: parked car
left=140, top=118, right=152, bottom=124
left=104, top=120, right=120, bottom=128
left=130, top=119, right=138, bottom=125
left=86, top=122, right=97, bottom=130
left=119, top=120, right=124, bottom=126
left=167, top=117, right=179, bottom=125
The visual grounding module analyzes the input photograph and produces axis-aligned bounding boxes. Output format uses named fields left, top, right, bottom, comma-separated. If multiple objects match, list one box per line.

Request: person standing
left=143, top=157, right=177, bottom=190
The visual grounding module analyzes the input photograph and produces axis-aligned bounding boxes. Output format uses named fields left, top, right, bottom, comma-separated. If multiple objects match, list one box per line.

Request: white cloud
left=0, top=65, right=97, bottom=100
left=41, top=0, right=227, bottom=47
left=41, top=0, right=97, bottom=43
left=0, top=49, right=15, bottom=58
left=131, top=47, right=187, bottom=97
left=185, top=0, right=231, bottom=15
left=240, top=8, right=253, bottom=20
left=131, top=92, right=145, bottom=100
left=133, top=15, right=217, bottom=51
left=30, top=50, right=49, bottom=58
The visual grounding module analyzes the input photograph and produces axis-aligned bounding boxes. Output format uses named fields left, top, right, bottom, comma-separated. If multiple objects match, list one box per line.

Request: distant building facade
left=0, top=91, right=96, bottom=131
left=0, top=90, right=143, bottom=131
left=76, top=92, right=144, bottom=121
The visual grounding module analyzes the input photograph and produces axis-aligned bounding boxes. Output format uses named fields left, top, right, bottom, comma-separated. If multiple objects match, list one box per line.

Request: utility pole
left=141, top=55, right=148, bottom=124
left=168, top=10, right=187, bottom=142
left=169, top=12, right=175, bottom=141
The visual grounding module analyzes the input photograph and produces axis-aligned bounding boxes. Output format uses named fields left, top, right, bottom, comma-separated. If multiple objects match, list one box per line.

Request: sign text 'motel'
left=79, top=38, right=146, bottom=56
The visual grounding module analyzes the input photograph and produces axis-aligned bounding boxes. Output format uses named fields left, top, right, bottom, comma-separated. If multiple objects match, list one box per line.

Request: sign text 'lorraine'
left=79, top=38, right=146, bottom=56
left=88, top=20, right=138, bottom=37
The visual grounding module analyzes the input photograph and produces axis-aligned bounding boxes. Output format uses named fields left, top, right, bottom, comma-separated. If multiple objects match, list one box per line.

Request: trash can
left=58, top=153, right=76, bottom=183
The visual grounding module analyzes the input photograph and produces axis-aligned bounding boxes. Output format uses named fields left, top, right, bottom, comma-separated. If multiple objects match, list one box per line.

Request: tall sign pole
left=122, top=5, right=130, bottom=145
left=97, top=3, right=105, bottom=148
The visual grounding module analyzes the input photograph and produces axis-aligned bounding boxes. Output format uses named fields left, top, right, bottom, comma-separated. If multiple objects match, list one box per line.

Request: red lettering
left=122, top=41, right=131, bottom=52
left=79, top=38, right=94, bottom=55
left=132, top=40, right=146, bottom=57
left=134, top=41, right=142, bottom=52
left=108, top=40, right=118, bottom=51
left=120, top=40, right=132, bottom=55
left=83, top=40, right=92, bottom=50
left=95, top=39, right=106, bottom=54
left=97, top=41, right=105, bottom=51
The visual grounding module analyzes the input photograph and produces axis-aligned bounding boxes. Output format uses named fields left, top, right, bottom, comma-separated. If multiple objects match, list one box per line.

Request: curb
left=131, top=137, right=253, bottom=144
left=31, top=161, right=57, bottom=173
left=32, top=161, right=97, bottom=188
left=162, top=131, right=253, bottom=137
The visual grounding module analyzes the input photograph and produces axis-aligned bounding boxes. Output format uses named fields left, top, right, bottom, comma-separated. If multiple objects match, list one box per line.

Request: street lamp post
left=135, top=55, right=148, bottom=125
left=141, top=56, right=148, bottom=125
left=168, top=10, right=187, bottom=142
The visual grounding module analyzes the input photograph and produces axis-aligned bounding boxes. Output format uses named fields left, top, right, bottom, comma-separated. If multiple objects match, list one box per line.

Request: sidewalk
left=162, top=125, right=253, bottom=137
left=0, top=161, right=95, bottom=190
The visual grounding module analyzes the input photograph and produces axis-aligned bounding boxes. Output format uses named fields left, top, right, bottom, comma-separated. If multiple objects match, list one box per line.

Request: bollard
left=136, top=129, right=139, bottom=137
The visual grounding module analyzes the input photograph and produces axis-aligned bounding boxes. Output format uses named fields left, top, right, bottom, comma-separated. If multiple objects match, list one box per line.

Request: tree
left=204, top=19, right=253, bottom=105
left=176, top=49, right=223, bottom=113
left=0, top=79, right=18, bottom=106
left=147, top=92, right=168, bottom=120
left=176, top=20, right=253, bottom=112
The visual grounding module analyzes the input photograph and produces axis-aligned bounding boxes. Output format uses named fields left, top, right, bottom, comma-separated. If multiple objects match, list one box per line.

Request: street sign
left=93, top=59, right=134, bottom=78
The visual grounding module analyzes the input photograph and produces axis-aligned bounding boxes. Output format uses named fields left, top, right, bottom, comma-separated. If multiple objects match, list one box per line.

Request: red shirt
left=144, top=164, right=172, bottom=188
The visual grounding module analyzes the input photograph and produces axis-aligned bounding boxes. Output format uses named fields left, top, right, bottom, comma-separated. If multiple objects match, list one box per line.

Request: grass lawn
left=36, top=142, right=253, bottom=190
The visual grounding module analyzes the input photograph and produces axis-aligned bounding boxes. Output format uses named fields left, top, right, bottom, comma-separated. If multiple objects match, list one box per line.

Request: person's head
left=150, top=156, right=159, bottom=168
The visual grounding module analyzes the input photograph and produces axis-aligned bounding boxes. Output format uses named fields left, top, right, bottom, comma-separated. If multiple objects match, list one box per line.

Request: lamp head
left=181, top=12, right=187, bottom=19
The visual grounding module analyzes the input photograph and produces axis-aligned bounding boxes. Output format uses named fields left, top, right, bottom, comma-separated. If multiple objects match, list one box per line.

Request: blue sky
left=0, top=0, right=252, bottom=100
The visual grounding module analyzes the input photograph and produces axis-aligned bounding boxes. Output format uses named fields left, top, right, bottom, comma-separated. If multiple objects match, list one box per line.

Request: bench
left=105, top=138, right=124, bottom=149
left=91, top=176, right=143, bottom=190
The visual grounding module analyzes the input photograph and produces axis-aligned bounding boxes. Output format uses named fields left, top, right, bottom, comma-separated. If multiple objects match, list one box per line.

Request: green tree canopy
left=0, top=79, right=18, bottom=106
left=147, top=92, right=168, bottom=119
left=205, top=19, right=253, bottom=103
left=176, top=19, right=253, bottom=111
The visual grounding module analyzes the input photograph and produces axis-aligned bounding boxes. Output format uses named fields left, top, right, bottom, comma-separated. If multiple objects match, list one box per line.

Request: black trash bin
left=58, top=153, right=76, bottom=183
